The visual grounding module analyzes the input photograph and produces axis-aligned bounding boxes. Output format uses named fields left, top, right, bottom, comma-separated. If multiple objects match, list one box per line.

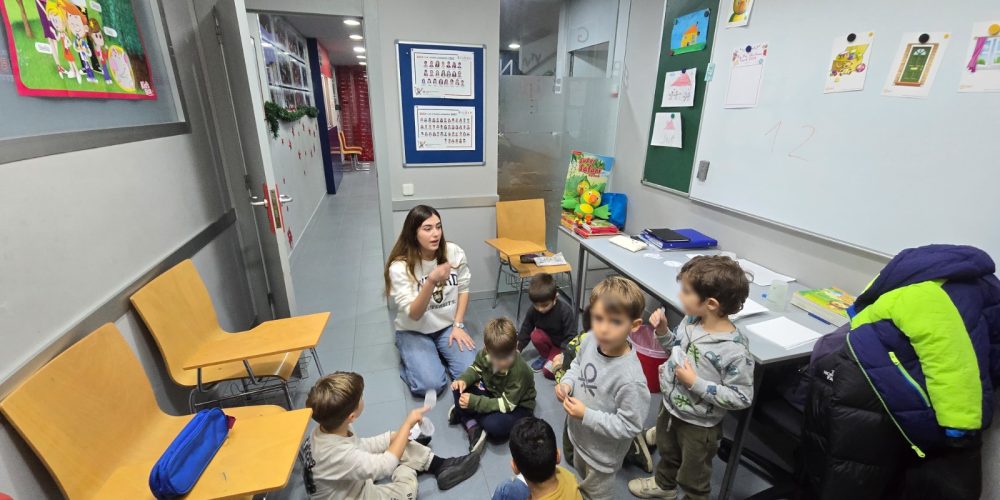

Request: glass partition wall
left=498, top=0, right=629, bottom=250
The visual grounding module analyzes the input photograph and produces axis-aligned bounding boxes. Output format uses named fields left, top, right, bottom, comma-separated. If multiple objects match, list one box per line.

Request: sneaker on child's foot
left=467, top=425, right=487, bottom=453
left=414, top=434, right=432, bottom=446
left=436, top=450, right=482, bottom=490
left=628, top=477, right=677, bottom=499
left=623, top=436, right=654, bottom=473
left=447, top=404, right=459, bottom=425
left=530, top=357, right=546, bottom=372
left=644, top=426, right=657, bottom=447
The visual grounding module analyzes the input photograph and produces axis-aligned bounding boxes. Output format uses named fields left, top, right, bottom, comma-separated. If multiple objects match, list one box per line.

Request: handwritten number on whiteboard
left=763, top=122, right=814, bottom=162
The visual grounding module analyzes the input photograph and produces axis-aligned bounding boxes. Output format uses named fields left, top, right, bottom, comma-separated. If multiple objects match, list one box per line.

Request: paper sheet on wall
left=651, top=112, right=682, bottom=148
left=726, top=0, right=755, bottom=29
left=824, top=32, right=875, bottom=93
left=958, top=22, right=1000, bottom=93
left=411, top=48, right=474, bottom=99
left=724, top=43, right=768, bottom=108
left=737, top=258, right=795, bottom=286
left=882, top=32, right=950, bottom=99
left=415, top=105, right=475, bottom=151
left=661, top=68, right=697, bottom=107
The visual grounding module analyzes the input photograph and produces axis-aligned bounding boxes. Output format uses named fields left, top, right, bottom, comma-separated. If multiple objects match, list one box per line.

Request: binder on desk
left=640, top=228, right=718, bottom=250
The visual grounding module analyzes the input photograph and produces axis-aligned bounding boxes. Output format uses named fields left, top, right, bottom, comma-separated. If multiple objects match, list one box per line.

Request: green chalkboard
left=641, top=0, right=719, bottom=194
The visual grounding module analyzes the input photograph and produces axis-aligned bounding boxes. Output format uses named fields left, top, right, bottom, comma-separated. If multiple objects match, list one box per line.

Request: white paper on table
left=650, top=112, right=682, bottom=148
left=724, top=42, right=768, bottom=108
left=882, top=32, right=950, bottom=99
left=737, top=258, right=795, bottom=286
left=731, top=299, right=768, bottom=320
left=958, top=22, right=1000, bottom=93
left=535, top=253, right=569, bottom=266
left=747, top=317, right=822, bottom=349
left=685, top=253, right=705, bottom=259
left=661, top=68, right=697, bottom=107
left=664, top=260, right=682, bottom=268
left=824, top=32, right=876, bottom=93
left=642, top=252, right=663, bottom=260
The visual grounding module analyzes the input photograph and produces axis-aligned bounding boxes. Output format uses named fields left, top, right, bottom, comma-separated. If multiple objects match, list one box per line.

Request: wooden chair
left=0, top=323, right=312, bottom=499
left=130, top=259, right=329, bottom=411
left=337, top=129, right=365, bottom=171
left=490, top=199, right=574, bottom=320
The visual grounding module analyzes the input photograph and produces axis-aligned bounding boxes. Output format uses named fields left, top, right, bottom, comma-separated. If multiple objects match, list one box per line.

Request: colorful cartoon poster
left=414, top=105, right=474, bottom=151
left=561, top=150, right=614, bottom=225
left=0, top=0, right=156, bottom=99
left=959, top=22, right=1000, bottom=93
left=824, top=32, right=875, bottom=93
left=882, top=32, right=950, bottom=99
left=726, top=0, right=754, bottom=29
left=411, top=48, right=474, bottom=99
left=670, top=9, right=710, bottom=56
left=724, top=42, right=768, bottom=108
left=661, top=67, right=696, bottom=107
left=650, top=112, right=682, bottom=148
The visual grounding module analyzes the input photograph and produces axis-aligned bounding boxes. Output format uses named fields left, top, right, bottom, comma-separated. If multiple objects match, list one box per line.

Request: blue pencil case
left=149, top=408, right=235, bottom=499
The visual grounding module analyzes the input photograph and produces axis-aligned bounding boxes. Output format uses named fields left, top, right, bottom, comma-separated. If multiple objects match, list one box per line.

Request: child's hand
left=563, top=396, right=586, bottom=419
left=674, top=358, right=697, bottom=388
left=650, top=308, right=670, bottom=336
left=552, top=353, right=564, bottom=371
left=555, top=383, right=572, bottom=402
left=405, top=407, right=429, bottom=427
left=459, top=393, right=471, bottom=408
left=451, top=379, right=467, bottom=392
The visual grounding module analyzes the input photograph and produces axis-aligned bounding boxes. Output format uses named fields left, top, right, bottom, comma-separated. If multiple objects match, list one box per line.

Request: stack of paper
left=731, top=299, right=769, bottom=320
left=534, top=253, right=568, bottom=266
left=746, top=317, right=822, bottom=349
left=738, top=259, right=795, bottom=286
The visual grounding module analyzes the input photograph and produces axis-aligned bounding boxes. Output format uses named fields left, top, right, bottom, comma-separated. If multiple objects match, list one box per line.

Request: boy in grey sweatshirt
left=557, top=276, right=651, bottom=500
left=628, top=256, right=754, bottom=500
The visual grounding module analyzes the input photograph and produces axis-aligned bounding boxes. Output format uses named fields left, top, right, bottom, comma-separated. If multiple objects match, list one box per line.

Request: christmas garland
left=264, top=101, right=319, bottom=138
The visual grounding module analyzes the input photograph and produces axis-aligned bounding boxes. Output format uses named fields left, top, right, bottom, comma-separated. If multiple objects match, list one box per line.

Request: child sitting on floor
left=628, top=255, right=754, bottom=500
left=492, top=416, right=582, bottom=500
left=517, top=273, right=578, bottom=379
left=557, top=276, right=652, bottom=500
left=450, top=317, right=537, bottom=452
left=305, top=372, right=481, bottom=499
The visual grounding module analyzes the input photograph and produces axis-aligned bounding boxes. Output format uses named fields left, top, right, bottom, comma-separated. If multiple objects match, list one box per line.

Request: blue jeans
left=452, top=386, right=533, bottom=439
left=395, top=326, right=476, bottom=396
left=492, top=477, right=530, bottom=500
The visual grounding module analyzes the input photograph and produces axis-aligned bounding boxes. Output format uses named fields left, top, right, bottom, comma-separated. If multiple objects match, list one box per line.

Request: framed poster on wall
left=396, top=40, right=484, bottom=166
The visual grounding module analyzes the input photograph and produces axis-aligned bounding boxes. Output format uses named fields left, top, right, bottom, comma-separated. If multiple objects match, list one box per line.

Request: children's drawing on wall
left=824, top=32, right=874, bottom=93
left=724, top=42, right=768, bottom=108
left=651, top=112, right=682, bottom=148
left=959, top=22, right=1000, bottom=93
left=661, top=67, right=696, bottom=107
left=726, top=0, right=754, bottom=29
left=882, top=32, right=950, bottom=99
left=0, top=0, right=156, bottom=99
left=670, top=9, right=710, bottom=56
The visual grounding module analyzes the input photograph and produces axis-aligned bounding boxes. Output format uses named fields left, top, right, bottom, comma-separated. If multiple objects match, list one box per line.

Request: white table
left=562, top=227, right=835, bottom=500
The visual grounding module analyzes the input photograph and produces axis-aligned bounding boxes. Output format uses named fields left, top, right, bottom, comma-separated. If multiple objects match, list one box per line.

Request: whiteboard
left=691, top=0, right=1000, bottom=259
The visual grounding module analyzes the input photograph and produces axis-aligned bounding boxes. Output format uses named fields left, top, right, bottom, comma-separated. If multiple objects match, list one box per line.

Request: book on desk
left=639, top=228, right=718, bottom=250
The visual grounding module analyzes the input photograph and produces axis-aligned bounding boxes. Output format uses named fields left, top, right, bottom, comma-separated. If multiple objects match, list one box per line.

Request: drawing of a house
left=681, top=24, right=700, bottom=47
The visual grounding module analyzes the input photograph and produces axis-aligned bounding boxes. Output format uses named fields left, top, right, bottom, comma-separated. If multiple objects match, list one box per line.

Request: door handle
left=279, top=194, right=294, bottom=204
left=249, top=195, right=267, bottom=206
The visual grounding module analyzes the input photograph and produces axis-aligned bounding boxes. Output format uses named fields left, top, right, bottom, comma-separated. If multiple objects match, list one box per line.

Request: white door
left=194, top=0, right=296, bottom=318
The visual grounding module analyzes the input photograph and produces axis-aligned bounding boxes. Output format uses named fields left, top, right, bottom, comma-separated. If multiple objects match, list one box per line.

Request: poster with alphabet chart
left=411, top=48, right=474, bottom=99
left=0, top=0, right=156, bottom=99
left=415, top=106, right=474, bottom=151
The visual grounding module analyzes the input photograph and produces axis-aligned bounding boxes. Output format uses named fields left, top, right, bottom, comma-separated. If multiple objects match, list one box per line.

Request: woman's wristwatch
left=453, top=322, right=465, bottom=329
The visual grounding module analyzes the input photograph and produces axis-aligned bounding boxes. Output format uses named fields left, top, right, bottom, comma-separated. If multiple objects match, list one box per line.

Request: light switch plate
left=696, top=161, right=710, bottom=181
left=402, top=183, right=415, bottom=196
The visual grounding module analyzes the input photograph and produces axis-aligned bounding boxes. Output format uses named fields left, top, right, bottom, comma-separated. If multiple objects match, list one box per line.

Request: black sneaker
left=414, top=434, right=432, bottom=446
left=448, top=404, right=460, bottom=425
left=436, top=451, right=483, bottom=490
left=467, top=425, right=487, bottom=453
left=623, top=436, right=654, bottom=473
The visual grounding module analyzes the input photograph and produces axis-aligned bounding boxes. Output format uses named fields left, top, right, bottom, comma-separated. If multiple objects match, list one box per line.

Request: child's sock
left=428, top=455, right=445, bottom=475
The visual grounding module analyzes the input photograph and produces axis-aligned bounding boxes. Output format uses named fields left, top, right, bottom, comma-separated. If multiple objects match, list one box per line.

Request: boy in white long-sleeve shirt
left=556, top=276, right=652, bottom=500
left=305, top=372, right=482, bottom=499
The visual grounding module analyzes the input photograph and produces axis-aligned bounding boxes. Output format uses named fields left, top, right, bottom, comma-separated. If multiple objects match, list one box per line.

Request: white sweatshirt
left=309, top=428, right=397, bottom=499
left=388, top=242, right=471, bottom=333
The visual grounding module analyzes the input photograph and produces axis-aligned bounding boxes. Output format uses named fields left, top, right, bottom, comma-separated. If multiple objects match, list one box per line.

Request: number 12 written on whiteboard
left=764, top=121, right=817, bottom=162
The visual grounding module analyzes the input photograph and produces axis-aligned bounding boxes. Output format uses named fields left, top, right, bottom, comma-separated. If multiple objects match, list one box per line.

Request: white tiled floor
left=276, top=170, right=773, bottom=499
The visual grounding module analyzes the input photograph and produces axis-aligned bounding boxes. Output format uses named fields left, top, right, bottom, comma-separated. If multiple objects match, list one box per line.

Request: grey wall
left=616, top=2, right=998, bottom=496
left=366, top=0, right=501, bottom=299
left=0, top=1, right=256, bottom=497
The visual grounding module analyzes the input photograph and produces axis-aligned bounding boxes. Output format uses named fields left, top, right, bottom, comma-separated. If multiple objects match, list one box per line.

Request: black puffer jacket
left=801, top=343, right=983, bottom=499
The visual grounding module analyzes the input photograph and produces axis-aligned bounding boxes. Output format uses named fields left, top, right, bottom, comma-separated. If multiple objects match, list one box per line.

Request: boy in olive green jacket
left=449, top=317, right=537, bottom=452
